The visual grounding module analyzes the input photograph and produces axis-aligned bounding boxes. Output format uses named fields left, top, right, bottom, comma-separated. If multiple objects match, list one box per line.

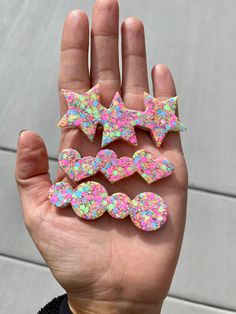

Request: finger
left=59, top=10, right=92, bottom=156
left=152, top=64, right=176, bottom=99
left=91, top=0, right=120, bottom=106
left=15, top=131, right=51, bottom=230
left=121, top=17, right=149, bottom=110
left=59, top=10, right=90, bottom=116
left=152, top=64, right=183, bottom=152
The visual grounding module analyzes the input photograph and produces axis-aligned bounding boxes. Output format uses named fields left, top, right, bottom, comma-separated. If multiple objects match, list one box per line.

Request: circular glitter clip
left=107, top=193, right=131, bottom=219
left=71, top=181, right=108, bottom=220
left=48, top=182, right=73, bottom=208
left=130, top=192, right=168, bottom=231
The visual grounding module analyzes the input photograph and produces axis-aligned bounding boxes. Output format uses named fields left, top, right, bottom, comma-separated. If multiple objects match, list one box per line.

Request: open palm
left=16, top=1, right=188, bottom=313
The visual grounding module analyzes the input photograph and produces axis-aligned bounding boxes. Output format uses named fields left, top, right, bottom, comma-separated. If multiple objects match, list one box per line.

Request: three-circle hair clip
left=49, top=181, right=168, bottom=232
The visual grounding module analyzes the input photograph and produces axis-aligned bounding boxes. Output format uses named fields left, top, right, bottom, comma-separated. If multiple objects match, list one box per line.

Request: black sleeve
left=38, top=295, right=72, bottom=314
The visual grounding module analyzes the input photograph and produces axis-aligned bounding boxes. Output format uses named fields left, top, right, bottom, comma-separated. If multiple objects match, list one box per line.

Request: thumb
left=15, top=130, right=52, bottom=230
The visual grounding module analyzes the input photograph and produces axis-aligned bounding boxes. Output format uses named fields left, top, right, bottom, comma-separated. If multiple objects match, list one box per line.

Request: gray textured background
left=0, top=0, right=235, bottom=313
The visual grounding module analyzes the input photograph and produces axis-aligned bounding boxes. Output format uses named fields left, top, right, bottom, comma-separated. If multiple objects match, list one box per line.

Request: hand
left=15, top=1, right=188, bottom=313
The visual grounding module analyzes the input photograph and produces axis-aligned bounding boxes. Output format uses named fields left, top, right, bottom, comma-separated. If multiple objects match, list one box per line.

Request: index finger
left=59, top=10, right=90, bottom=116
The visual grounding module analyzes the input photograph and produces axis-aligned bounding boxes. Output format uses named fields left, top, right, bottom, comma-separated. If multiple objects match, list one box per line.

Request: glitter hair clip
left=49, top=181, right=167, bottom=232
left=58, top=85, right=185, bottom=148
left=58, top=148, right=174, bottom=184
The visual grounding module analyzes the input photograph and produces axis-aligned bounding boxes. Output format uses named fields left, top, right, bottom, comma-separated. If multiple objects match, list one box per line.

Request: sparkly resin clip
left=58, top=85, right=185, bottom=148
left=48, top=181, right=168, bottom=232
left=58, top=148, right=174, bottom=184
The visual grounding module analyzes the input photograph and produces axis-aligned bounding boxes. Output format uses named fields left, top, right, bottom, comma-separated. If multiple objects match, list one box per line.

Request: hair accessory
left=48, top=181, right=167, bottom=232
left=58, top=85, right=185, bottom=148
left=58, top=148, right=174, bottom=184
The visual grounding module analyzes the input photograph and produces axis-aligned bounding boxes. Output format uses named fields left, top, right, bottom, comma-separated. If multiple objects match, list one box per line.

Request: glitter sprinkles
left=71, top=182, right=108, bottom=220
left=58, top=149, right=99, bottom=181
left=58, top=85, right=102, bottom=141
left=48, top=181, right=168, bottom=231
left=57, top=85, right=185, bottom=147
left=130, top=192, right=167, bottom=231
left=106, top=193, right=131, bottom=219
left=96, top=149, right=136, bottom=183
left=58, top=148, right=174, bottom=183
left=99, top=92, right=139, bottom=147
left=133, top=149, right=174, bottom=184
left=48, top=182, right=73, bottom=208
left=139, top=93, right=186, bottom=147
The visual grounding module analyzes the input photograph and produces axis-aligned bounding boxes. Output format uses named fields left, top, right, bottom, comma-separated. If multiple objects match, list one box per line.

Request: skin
left=15, top=1, right=188, bottom=313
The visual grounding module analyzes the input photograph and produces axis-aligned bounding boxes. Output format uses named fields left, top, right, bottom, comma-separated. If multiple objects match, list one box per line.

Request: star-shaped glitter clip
left=99, top=92, right=138, bottom=147
left=58, top=85, right=185, bottom=148
left=58, top=84, right=102, bottom=141
left=136, top=93, right=186, bottom=147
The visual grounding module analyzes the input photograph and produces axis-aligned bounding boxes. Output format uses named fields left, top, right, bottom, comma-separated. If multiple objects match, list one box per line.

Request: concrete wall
left=0, top=1, right=235, bottom=313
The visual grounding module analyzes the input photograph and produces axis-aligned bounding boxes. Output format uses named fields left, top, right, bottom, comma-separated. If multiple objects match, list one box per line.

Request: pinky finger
left=152, top=64, right=183, bottom=153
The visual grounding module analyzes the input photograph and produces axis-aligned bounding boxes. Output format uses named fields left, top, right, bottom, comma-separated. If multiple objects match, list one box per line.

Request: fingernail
left=19, top=129, right=27, bottom=136
left=70, top=10, right=80, bottom=24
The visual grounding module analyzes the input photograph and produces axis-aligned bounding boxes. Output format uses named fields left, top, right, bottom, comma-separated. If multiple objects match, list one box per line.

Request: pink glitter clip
left=57, top=85, right=185, bottom=148
left=58, top=148, right=174, bottom=184
left=48, top=181, right=168, bottom=231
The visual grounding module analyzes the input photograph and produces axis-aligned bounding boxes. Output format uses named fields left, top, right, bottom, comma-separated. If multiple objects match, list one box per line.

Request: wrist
left=68, top=297, right=162, bottom=314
